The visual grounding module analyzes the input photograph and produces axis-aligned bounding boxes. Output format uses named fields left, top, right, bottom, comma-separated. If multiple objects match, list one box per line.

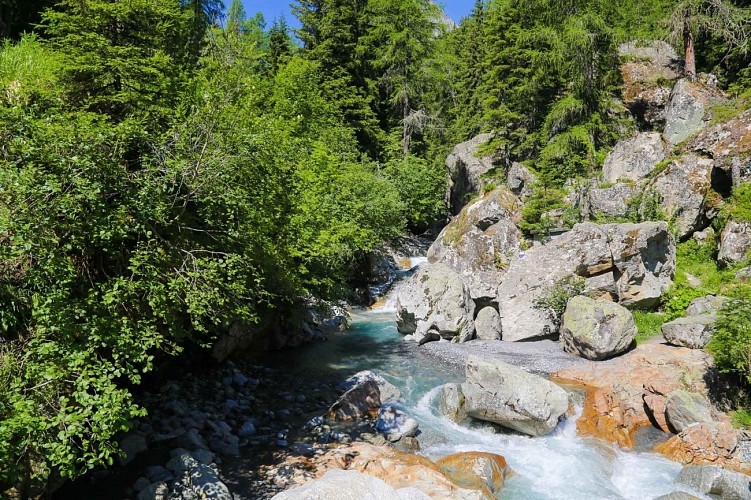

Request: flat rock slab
left=421, top=339, right=594, bottom=375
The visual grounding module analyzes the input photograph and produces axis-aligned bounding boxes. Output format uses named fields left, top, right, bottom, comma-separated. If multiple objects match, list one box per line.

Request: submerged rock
left=560, top=296, right=636, bottom=360
left=395, top=263, right=476, bottom=344
left=462, top=356, right=569, bottom=436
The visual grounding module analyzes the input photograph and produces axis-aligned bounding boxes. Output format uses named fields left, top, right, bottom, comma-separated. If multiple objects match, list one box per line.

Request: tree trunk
left=684, top=22, right=696, bottom=80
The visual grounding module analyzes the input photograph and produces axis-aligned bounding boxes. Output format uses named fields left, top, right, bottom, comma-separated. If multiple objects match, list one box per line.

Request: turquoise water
left=267, top=309, right=707, bottom=499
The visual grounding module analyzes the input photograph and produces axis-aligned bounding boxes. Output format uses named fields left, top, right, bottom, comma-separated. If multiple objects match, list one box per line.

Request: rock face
left=446, top=133, right=498, bottom=214
left=461, top=356, right=569, bottom=436
left=602, top=132, right=669, bottom=183
left=327, top=379, right=381, bottom=421
left=655, top=421, right=748, bottom=474
left=718, top=220, right=751, bottom=266
left=686, top=108, right=751, bottom=171
left=395, top=263, right=476, bottom=345
left=560, top=296, right=637, bottom=360
left=662, top=315, right=717, bottom=349
left=664, top=78, right=727, bottom=145
left=552, top=343, right=713, bottom=448
left=375, top=406, right=420, bottom=442
left=272, top=469, right=430, bottom=500
left=435, top=452, right=510, bottom=495
left=642, top=154, right=714, bottom=239
left=507, top=162, right=535, bottom=199
left=497, top=222, right=675, bottom=341
left=665, top=390, right=714, bottom=433
left=437, top=383, right=467, bottom=423
left=428, top=188, right=522, bottom=302
left=474, top=307, right=502, bottom=340
left=619, top=41, right=681, bottom=129
left=588, top=183, right=635, bottom=219
left=675, top=465, right=751, bottom=500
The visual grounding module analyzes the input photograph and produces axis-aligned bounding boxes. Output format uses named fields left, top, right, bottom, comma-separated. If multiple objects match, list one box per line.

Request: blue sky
left=240, top=1, right=474, bottom=29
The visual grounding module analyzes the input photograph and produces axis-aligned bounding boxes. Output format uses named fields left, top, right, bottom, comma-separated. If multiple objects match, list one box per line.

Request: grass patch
left=731, top=409, right=751, bottom=429
left=633, top=310, right=667, bottom=344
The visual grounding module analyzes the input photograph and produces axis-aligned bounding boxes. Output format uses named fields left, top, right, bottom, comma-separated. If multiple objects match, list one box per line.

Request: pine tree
left=268, top=18, right=295, bottom=75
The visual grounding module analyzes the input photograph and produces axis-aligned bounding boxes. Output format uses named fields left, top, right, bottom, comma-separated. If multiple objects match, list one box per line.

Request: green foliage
left=633, top=310, right=668, bottom=344
left=708, top=287, right=751, bottom=384
left=731, top=408, right=751, bottom=429
left=728, top=183, right=751, bottom=224
left=519, top=184, right=567, bottom=235
left=533, top=276, right=586, bottom=326
left=383, top=155, right=446, bottom=231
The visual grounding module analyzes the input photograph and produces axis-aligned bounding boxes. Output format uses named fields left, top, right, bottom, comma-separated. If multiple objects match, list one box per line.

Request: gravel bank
left=420, top=339, right=595, bottom=375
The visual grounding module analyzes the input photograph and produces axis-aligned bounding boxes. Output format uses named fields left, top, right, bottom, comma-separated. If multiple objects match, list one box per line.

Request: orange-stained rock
left=655, top=422, right=751, bottom=476
left=435, top=451, right=511, bottom=494
left=265, top=443, right=494, bottom=499
left=552, top=343, right=713, bottom=447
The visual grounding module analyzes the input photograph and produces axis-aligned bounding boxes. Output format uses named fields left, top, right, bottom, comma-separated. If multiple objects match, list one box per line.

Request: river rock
left=662, top=315, right=717, bottom=349
left=664, top=78, right=727, bottom=145
left=560, top=296, right=637, bottom=360
left=272, top=469, right=431, bottom=500
left=588, top=183, right=635, bottom=219
left=641, top=154, right=714, bottom=240
left=189, top=463, right=232, bottom=500
left=655, top=493, right=702, bottom=500
left=375, top=406, right=419, bottom=442
left=437, top=383, right=467, bottom=423
left=462, top=355, right=569, bottom=436
left=497, top=222, right=674, bottom=341
left=341, top=371, right=401, bottom=403
left=666, top=390, right=714, bottom=433
left=602, top=132, right=669, bottom=183
left=675, top=465, right=751, bottom=500
left=119, top=433, right=148, bottom=466
left=552, top=344, right=713, bottom=448
left=428, top=188, right=522, bottom=302
left=446, top=133, right=498, bottom=214
left=619, top=41, right=681, bottom=129
left=686, top=295, right=727, bottom=316
left=474, top=307, right=502, bottom=340
left=138, top=482, right=169, bottom=500
left=435, top=452, right=510, bottom=495
left=327, top=379, right=381, bottom=421
left=655, top=421, right=747, bottom=473
left=507, top=162, right=535, bottom=198
left=718, top=220, right=751, bottom=266
left=395, top=263, right=476, bottom=344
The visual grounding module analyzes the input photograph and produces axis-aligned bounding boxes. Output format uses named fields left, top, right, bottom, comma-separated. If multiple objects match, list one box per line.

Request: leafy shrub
left=519, top=184, right=566, bottom=236
left=663, top=283, right=707, bottom=320
left=708, top=287, right=751, bottom=384
left=534, top=276, right=586, bottom=327
left=383, top=155, right=446, bottom=231
left=731, top=408, right=751, bottom=430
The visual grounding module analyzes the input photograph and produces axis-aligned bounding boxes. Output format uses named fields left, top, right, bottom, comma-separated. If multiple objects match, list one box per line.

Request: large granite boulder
left=665, top=390, right=714, bottom=433
left=428, top=188, right=522, bottom=302
left=675, top=465, right=751, bottom=500
left=507, top=162, right=535, bottom=199
left=474, top=307, right=502, bottom=340
left=662, top=315, right=717, bottom=349
left=686, top=108, right=751, bottom=171
left=497, top=222, right=675, bottom=341
left=272, top=469, right=430, bottom=500
left=560, top=296, right=637, bottom=360
left=327, top=379, right=381, bottom=421
left=641, top=154, right=714, bottom=240
left=619, top=41, right=681, bottom=129
left=461, top=356, right=569, bottom=436
left=588, top=183, right=635, bottom=219
left=437, top=383, right=467, bottom=423
left=446, top=133, right=498, bottom=214
left=552, top=344, right=713, bottom=448
left=602, top=132, right=669, bottom=183
left=664, top=78, right=727, bottom=145
left=718, top=220, right=751, bottom=266
left=686, top=295, right=727, bottom=316
left=395, top=263, right=476, bottom=344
